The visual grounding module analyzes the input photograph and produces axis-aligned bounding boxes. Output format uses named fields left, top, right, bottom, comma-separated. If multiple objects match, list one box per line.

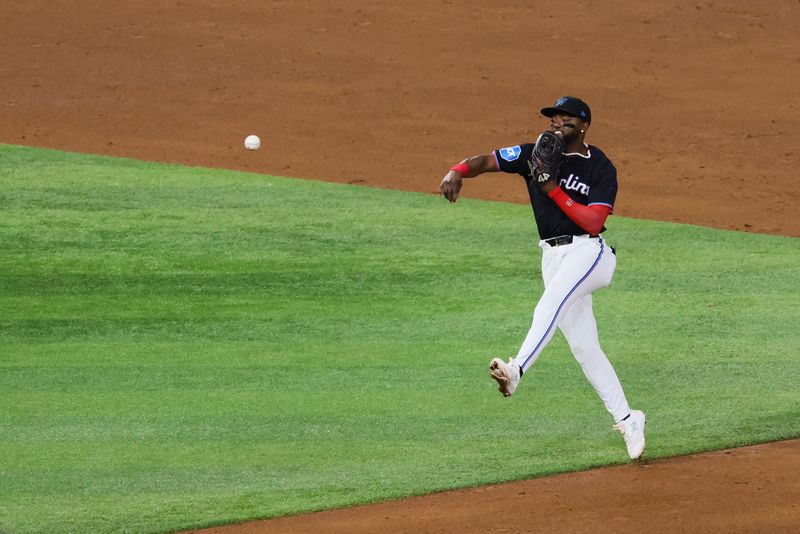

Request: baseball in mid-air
left=244, top=134, right=261, bottom=150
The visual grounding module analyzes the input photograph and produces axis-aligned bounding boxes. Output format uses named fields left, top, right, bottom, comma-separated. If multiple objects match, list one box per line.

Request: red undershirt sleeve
left=547, top=186, right=611, bottom=236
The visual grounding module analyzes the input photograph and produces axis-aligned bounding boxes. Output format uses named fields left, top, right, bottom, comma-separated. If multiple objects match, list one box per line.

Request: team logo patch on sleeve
left=499, top=145, right=521, bottom=162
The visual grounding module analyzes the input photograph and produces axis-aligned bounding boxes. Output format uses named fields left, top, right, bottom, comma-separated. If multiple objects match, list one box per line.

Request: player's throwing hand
left=438, top=169, right=463, bottom=203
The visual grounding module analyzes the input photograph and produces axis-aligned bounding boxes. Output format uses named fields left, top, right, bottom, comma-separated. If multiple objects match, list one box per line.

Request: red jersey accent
left=548, top=187, right=611, bottom=235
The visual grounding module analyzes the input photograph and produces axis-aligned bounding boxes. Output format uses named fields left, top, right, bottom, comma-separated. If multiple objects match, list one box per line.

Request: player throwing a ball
left=438, top=96, right=646, bottom=460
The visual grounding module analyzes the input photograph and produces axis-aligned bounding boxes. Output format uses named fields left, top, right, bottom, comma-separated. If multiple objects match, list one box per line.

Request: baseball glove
left=530, top=131, right=564, bottom=184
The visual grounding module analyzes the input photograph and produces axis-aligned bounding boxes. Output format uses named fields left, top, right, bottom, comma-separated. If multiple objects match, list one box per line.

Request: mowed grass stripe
left=1, top=144, right=798, bottom=533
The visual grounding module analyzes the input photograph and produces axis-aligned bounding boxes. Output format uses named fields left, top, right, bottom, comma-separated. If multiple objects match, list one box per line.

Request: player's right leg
left=558, top=293, right=630, bottom=422
left=513, top=236, right=615, bottom=375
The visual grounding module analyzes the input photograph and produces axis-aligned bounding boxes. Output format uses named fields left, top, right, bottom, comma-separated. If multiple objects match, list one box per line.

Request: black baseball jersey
left=493, top=143, right=618, bottom=240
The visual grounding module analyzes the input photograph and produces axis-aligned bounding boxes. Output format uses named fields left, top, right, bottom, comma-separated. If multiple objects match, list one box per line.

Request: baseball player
left=438, top=96, right=646, bottom=460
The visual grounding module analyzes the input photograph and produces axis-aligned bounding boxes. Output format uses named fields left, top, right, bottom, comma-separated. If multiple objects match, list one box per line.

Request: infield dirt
left=2, top=1, right=799, bottom=532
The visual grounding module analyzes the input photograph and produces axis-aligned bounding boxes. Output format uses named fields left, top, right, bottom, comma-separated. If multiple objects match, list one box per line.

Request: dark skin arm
left=440, top=113, right=589, bottom=202
left=538, top=180, right=558, bottom=193
left=438, top=154, right=498, bottom=203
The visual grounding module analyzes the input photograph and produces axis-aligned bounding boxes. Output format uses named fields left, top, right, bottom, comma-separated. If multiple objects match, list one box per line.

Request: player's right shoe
left=613, top=409, right=646, bottom=460
left=489, top=357, right=521, bottom=397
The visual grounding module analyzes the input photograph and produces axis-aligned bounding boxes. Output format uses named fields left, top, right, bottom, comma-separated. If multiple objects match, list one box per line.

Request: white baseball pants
left=512, top=234, right=631, bottom=422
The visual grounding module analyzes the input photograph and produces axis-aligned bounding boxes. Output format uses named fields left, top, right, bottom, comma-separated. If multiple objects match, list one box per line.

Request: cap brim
left=540, top=107, right=580, bottom=119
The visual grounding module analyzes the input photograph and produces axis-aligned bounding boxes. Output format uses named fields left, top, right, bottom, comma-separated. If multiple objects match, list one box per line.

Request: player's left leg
left=559, top=293, right=646, bottom=459
left=558, top=294, right=630, bottom=422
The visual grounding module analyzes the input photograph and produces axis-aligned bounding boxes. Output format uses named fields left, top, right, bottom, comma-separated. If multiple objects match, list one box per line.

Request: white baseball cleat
left=613, top=409, right=647, bottom=460
left=489, top=357, right=521, bottom=397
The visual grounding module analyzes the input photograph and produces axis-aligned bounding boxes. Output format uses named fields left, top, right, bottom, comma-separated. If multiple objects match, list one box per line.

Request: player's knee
left=570, top=344, right=601, bottom=364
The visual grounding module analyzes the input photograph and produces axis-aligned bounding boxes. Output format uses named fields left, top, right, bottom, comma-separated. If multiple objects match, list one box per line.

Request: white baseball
left=244, top=134, right=261, bottom=150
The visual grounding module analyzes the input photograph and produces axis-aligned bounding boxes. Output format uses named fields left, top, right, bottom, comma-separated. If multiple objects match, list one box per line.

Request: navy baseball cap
left=540, top=96, right=591, bottom=123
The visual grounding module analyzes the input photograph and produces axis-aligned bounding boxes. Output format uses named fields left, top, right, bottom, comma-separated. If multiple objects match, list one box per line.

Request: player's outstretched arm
left=438, top=153, right=498, bottom=203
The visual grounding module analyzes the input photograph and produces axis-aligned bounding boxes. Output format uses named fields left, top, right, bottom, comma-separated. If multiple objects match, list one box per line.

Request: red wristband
left=450, top=162, right=469, bottom=176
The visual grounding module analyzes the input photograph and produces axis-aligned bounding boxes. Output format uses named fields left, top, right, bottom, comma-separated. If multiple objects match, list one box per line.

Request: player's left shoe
left=488, top=357, right=521, bottom=397
left=613, top=409, right=646, bottom=460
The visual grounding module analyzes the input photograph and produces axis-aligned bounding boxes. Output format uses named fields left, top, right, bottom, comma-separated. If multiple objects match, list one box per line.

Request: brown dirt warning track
left=2, top=1, right=799, bottom=532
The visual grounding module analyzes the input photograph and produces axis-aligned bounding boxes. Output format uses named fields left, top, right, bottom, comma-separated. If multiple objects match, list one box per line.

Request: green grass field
left=1, top=144, right=798, bottom=533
